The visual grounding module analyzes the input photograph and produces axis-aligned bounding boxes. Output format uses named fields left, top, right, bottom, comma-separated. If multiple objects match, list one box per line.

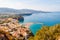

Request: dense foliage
left=28, top=24, right=60, bottom=40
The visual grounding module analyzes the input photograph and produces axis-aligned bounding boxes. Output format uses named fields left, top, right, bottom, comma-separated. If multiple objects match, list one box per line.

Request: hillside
left=28, top=24, right=60, bottom=40
left=0, top=8, right=48, bottom=14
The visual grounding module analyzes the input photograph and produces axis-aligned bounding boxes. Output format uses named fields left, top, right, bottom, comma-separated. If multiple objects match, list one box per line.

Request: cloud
left=0, top=1, right=29, bottom=9
left=0, top=0, right=4, bottom=2
left=0, top=0, right=60, bottom=11
left=0, top=2, right=59, bottom=11
left=0, top=0, right=8, bottom=2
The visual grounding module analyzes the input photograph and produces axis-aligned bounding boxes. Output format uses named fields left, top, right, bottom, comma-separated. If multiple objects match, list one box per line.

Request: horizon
left=0, top=0, right=60, bottom=11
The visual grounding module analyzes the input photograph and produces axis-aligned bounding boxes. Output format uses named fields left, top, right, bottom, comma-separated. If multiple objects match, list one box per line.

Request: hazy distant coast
left=0, top=8, right=51, bottom=14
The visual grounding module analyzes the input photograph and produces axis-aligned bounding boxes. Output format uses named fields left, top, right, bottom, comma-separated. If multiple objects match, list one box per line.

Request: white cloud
left=0, top=2, right=59, bottom=11
left=0, top=1, right=29, bottom=9
left=0, top=0, right=4, bottom=2
left=0, top=0, right=60, bottom=11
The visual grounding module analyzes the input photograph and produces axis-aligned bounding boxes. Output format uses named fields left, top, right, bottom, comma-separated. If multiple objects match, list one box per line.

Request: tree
left=28, top=24, right=60, bottom=40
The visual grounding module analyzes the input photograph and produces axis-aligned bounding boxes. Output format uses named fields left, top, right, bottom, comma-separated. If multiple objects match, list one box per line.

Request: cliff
left=0, top=18, right=32, bottom=40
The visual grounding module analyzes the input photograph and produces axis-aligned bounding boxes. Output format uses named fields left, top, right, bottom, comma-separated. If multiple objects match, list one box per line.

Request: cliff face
left=0, top=18, right=31, bottom=40
left=0, top=14, right=24, bottom=23
left=13, top=16, right=24, bottom=23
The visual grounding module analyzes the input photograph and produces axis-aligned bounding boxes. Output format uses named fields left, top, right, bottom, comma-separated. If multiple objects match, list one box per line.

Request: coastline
left=0, top=18, right=33, bottom=40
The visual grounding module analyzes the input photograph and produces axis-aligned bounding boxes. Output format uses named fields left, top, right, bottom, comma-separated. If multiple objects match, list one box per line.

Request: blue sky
left=0, top=0, right=60, bottom=11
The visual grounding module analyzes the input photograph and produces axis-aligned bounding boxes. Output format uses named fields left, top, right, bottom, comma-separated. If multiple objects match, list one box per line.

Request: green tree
left=28, top=24, right=60, bottom=40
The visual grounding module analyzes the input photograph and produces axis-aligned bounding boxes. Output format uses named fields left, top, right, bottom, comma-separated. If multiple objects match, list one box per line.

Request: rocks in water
left=13, top=16, right=24, bottom=23
left=17, top=16, right=24, bottom=23
left=0, top=14, right=24, bottom=23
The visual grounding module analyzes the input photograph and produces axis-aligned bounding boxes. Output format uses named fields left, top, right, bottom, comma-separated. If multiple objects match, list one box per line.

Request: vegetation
left=0, top=30, right=14, bottom=40
left=28, top=24, right=60, bottom=40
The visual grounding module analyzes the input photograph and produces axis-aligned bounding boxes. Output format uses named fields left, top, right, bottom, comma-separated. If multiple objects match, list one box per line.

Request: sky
left=0, top=0, right=60, bottom=11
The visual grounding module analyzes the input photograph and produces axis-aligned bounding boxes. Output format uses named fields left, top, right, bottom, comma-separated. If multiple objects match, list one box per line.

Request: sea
left=24, top=12, right=60, bottom=26
left=22, top=12, right=60, bottom=35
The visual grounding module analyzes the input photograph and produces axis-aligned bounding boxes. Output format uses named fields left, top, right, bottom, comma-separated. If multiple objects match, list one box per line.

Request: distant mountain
left=53, top=11, right=60, bottom=13
left=0, top=8, right=49, bottom=14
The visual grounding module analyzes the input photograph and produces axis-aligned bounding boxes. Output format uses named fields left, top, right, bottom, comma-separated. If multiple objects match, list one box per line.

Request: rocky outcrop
left=0, top=18, right=32, bottom=40
left=13, top=16, right=24, bottom=23
left=0, top=14, right=24, bottom=23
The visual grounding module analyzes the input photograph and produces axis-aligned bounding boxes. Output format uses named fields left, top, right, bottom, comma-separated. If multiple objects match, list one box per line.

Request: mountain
left=0, top=8, right=47, bottom=14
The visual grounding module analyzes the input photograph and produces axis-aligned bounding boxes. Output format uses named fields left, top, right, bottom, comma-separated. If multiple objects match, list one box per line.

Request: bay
left=24, top=12, right=60, bottom=26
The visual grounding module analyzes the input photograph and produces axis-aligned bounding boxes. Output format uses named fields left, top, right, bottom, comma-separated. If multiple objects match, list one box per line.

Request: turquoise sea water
left=24, top=12, right=60, bottom=26
left=29, top=24, right=42, bottom=35
left=23, top=12, right=60, bottom=35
